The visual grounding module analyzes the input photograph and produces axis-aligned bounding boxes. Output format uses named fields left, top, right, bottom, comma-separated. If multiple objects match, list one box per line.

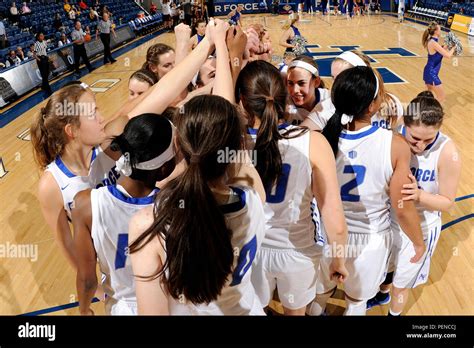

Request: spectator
left=69, top=7, right=77, bottom=20
left=21, top=2, right=32, bottom=15
left=160, top=0, right=172, bottom=29
left=34, top=32, right=52, bottom=95
left=64, top=0, right=72, bottom=13
left=16, top=46, right=26, bottom=61
left=10, top=2, right=19, bottom=25
left=170, top=3, right=179, bottom=28
left=78, top=0, right=88, bottom=10
left=27, top=43, right=35, bottom=59
left=5, top=50, right=21, bottom=67
left=0, top=61, right=5, bottom=70
left=54, top=13, right=65, bottom=32
left=71, top=20, right=94, bottom=74
left=57, top=32, right=71, bottom=47
left=182, top=0, right=193, bottom=25
left=89, top=7, right=99, bottom=21
left=150, top=2, right=158, bottom=15
left=0, top=17, right=6, bottom=50
left=96, top=12, right=117, bottom=64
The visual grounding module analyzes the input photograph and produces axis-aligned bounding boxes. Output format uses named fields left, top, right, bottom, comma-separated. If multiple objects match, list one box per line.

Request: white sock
left=380, top=288, right=390, bottom=294
left=344, top=297, right=367, bottom=316
left=389, top=308, right=401, bottom=316
left=306, top=289, right=335, bottom=316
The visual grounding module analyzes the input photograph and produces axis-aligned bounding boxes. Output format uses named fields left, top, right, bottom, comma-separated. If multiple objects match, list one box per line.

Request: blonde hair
left=282, top=13, right=299, bottom=30
left=422, top=21, right=438, bottom=48
left=31, top=85, right=88, bottom=169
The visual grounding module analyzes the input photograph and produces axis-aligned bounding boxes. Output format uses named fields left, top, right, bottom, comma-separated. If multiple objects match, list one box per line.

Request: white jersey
left=45, top=146, right=119, bottom=220
left=393, top=127, right=450, bottom=231
left=307, top=96, right=335, bottom=130
left=337, top=125, right=393, bottom=234
left=169, top=186, right=266, bottom=315
left=287, top=88, right=331, bottom=125
left=91, top=184, right=158, bottom=315
left=371, top=93, right=404, bottom=130
left=248, top=124, right=322, bottom=249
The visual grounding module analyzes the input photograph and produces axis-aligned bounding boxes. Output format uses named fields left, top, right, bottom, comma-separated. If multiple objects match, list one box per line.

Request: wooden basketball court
left=0, top=13, right=472, bottom=315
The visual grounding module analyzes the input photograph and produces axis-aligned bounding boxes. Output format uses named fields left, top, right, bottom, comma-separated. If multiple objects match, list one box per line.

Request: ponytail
left=129, top=95, right=241, bottom=305
left=322, top=111, right=343, bottom=157
left=422, top=21, right=438, bottom=48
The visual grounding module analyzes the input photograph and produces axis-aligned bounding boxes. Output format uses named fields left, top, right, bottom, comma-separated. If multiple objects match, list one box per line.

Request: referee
left=96, top=13, right=117, bottom=64
left=33, top=32, right=52, bottom=96
left=71, top=20, right=94, bottom=75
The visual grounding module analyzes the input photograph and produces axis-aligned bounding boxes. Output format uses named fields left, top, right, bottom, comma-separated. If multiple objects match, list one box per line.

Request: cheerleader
left=422, top=22, right=455, bottom=103
left=367, top=91, right=461, bottom=315
left=279, top=13, right=301, bottom=56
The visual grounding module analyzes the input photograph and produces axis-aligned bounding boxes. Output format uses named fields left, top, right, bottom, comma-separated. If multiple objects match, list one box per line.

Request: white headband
left=80, top=82, right=89, bottom=89
left=337, top=51, right=367, bottom=68
left=115, top=123, right=176, bottom=177
left=288, top=60, right=319, bottom=77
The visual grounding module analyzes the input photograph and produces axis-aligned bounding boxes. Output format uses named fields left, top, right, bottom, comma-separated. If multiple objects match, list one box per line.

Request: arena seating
left=408, top=0, right=474, bottom=23
left=0, top=0, right=151, bottom=68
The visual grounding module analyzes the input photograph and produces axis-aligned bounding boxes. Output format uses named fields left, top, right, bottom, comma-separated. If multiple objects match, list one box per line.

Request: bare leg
left=283, top=306, right=307, bottom=316
left=390, top=286, right=409, bottom=315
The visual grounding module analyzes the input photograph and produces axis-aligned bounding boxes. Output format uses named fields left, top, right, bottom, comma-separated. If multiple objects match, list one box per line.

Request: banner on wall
left=0, top=25, right=136, bottom=108
left=213, top=0, right=269, bottom=15
left=451, top=14, right=474, bottom=36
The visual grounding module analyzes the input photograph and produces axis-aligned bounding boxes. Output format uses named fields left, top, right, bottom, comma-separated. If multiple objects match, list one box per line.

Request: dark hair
left=35, top=32, right=44, bottom=40
left=129, top=69, right=158, bottom=87
left=236, top=60, right=306, bottom=188
left=129, top=95, right=242, bottom=305
left=322, top=66, right=378, bottom=156
left=110, top=114, right=176, bottom=187
left=422, top=21, right=438, bottom=48
left=288, top=55, right=325, bottom=89
left=404, top=91, right=444, bottom=128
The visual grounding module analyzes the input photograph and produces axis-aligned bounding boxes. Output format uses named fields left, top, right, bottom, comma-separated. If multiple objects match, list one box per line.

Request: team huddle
left=30, top=18, right=461, bottom=316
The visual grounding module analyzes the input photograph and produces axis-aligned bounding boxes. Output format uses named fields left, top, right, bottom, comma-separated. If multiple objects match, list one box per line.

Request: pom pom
left=444, top=31, right=463, bottom=56
left=290, top=35, right=308, bottom=56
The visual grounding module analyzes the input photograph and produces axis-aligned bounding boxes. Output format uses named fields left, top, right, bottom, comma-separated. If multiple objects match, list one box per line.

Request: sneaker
left=110, top=59, right=117, bottom=64
left=367, top=292, right=391, bottom=310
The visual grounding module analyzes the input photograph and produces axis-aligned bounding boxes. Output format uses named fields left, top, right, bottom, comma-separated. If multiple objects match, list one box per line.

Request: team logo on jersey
left=348, top=150, right=357, bottom=159
left=305, top=45, right=416, bottom=83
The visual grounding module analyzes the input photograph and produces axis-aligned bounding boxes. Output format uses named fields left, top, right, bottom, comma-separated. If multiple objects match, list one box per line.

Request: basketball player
left=128, top=95, right=267, bottom=315
left=236, top=61, right=348, bottom=316
left=398, top=0, right=405, bottom=22
left=367, top=91, right=461, bottom=315
left=128, top=69, right=158, bottom=101
left=72, top=115, right=176, bottom=315
left=142, top=43, right=175, bottom=80
left=228, top=4, right=244, bottom=26
left=301, top=50, right=403, bottom=131
left=422, top=22, right=455, bottom=103
left=285, top=55, right=329, bottom=125
left=308, top=66, right=425, bottom=315
left=279, top=13, right=301, bottom=56
left=189, top=19, right=206, bottom=49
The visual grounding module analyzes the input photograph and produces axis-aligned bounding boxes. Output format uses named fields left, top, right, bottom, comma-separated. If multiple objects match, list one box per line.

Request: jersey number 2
left=115, top=233, right=129, bottom=270
left=340, top=165, right=366, bottom=202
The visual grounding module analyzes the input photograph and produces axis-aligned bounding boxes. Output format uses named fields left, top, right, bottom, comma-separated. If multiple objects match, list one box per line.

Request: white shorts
left=317, top=230, right=392, bottom=300
left=392, top=220, right=442, bottom=289
left=251, top=245, right=321, bottom=310
left=106, top=299, right=138, bottom=315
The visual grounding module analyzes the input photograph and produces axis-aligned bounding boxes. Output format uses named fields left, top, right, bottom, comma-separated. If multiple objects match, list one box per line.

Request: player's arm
left=129, top=207, right=169, bottom=315
left=226, top=25, right=247, bottom=87
left=128, top=23, right=213, bottom=118
left=431, top=40, right=455, bottom=58
left=38, top=172, right=77, bottom=270
left=212, top=19, right=234, bottom=103
left=309, top=131, right=348, bottom=282
left=390, top=134, right=425, bottom=262
left=279, top=29, right=294, bottom=48
left=175, top=25, right=192, bottom=65
left=402, top=140, right=461, bottom=212
left=71, top=189, right=97, bottom=315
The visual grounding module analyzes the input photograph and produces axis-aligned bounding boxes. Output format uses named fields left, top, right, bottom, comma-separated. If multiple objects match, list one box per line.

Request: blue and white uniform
left=45, top=146, right=119, bottom=220
left=169, top=186, right=266, bottom=315
left=91, top=185, right=158, bottom=315
left=318, top=125, right=393, bottom=301
left=248, top=124, right=323, bottom=310
left=391, top=126, right=450, bottom=288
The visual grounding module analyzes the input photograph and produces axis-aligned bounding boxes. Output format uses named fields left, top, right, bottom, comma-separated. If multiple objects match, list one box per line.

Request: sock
left=306, top=288, right=335, bottom=316
left=389, top=309, right=401, bottom=316
left=344, top=297, right=367, bottom=316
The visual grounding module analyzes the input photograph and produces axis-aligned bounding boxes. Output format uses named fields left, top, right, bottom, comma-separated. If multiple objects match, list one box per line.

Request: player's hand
left=401, top=173, right=421, bottom=202
left=208, top=18, right=229, bottom=45
left=410, top=243, right=426, bottom=263
left=244, top=27, right=260, bottom=54
left=329, top=258, right=348, bottom=283
left=174, top=23, right=192, bottom=44
left=226, top=24, right=247, bottom=60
